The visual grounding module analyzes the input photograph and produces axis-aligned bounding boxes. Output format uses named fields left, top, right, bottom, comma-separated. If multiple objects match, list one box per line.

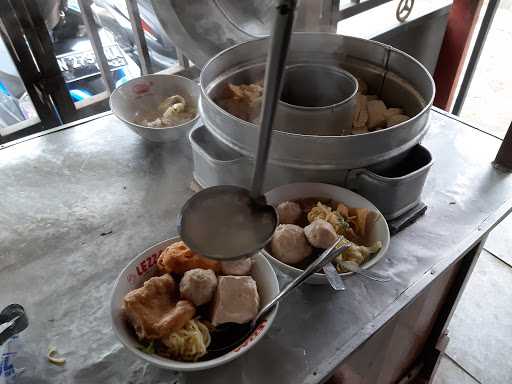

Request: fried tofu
left=352, top=94, right=369, bottom=131
left=355, top=76, right=368, bottom=95
left=157, top=241, right=220, bottom=274
left=384, top=107, right=403, bottom=119
left=123, top=274, right=195, bottom=340
left=386, top=113, right=410, bottom=128
left=367, top=100, right=388, bottom=130
left=217, top=82, right=263, bottom=123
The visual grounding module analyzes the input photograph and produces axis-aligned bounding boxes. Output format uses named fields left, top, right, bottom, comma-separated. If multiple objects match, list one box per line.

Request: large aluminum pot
left=200, top=33, right=435, bottom=170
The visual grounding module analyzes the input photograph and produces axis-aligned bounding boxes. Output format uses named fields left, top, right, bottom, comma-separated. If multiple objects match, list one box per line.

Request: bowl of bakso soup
left=264, top=183, right=390, bottom=285
left=111, top=237, right=279, bottom=371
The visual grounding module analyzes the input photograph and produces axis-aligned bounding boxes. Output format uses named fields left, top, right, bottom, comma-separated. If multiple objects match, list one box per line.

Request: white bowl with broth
left=110, top=74, right=200, bottom=142
left=110, top=237, right=279, bottom=371
left=264, top=183, right=390, bottom=285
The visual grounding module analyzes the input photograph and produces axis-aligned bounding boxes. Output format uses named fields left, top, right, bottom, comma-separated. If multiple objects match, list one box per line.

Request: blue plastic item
left=69, top=88, right=93, bottom=102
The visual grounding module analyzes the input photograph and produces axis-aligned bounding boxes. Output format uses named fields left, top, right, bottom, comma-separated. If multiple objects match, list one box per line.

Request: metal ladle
left=178, top=0, right=297, bottom=260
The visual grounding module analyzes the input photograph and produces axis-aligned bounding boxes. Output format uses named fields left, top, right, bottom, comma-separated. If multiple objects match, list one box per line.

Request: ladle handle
left=254, top=237, right=351, bottom=326
left=250, top=0, right=297, bottom=199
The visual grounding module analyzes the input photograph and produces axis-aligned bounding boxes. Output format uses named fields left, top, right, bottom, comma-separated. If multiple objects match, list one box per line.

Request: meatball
left=304, top=219, right=338, bottom=249
left=277, top=201, right=302, bottom=225
left=271, top=224, right=312, bottom=264
left=179, top=268, right=218, bottom=306
left=221, top=257, right=252, bottom=275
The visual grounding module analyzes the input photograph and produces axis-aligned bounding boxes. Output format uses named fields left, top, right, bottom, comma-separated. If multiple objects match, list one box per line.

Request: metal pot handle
left=345, top=168, right=367, bottom=190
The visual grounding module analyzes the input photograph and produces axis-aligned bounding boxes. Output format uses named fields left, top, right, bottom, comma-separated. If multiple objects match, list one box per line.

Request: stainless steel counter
left=1, top=109, right=511, bottom=383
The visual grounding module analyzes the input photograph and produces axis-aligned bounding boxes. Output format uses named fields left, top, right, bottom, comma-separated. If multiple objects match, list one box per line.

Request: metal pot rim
left=200, top=32, right=435, bottom=139
left=279, top=64, right=359, bottom=111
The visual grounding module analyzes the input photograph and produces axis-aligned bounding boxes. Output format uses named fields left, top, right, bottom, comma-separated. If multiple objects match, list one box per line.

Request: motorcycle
left=0, top=0, right=174, bottom=130
left=89, top=0, right=178, bottom=71
left=53, top=0, right=141, bottom=101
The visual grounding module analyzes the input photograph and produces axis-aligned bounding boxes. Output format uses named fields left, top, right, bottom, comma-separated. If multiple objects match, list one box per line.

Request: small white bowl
left=110, top=74, right=200, bottom=142
left=111, top=237, right=279, bottom=371
left=264, top=182, right=390, bottom=285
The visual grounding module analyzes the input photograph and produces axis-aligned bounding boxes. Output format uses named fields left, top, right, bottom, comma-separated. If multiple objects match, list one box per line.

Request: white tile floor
left=432, top=355, right=479, bottom=384
left=430, top=216, right=512, bottom=384
left=486, top=213, right=512, bottom=267
left=459, top=0, right=512, bottom=139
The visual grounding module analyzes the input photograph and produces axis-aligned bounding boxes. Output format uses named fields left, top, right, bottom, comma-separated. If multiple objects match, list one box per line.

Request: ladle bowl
left=178, top=185, right=278, bottom=260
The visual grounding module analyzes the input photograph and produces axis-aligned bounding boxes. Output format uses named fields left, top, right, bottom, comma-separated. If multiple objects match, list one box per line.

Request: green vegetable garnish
left=139, top=341, right=155, bottom=354
left=334, top=211, right=350, bottom=231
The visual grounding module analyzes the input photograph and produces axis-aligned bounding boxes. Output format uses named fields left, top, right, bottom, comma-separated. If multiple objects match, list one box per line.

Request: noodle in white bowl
left=160, top=319, right=211, bottom=362
left=110, top=237, right=279, bottom=371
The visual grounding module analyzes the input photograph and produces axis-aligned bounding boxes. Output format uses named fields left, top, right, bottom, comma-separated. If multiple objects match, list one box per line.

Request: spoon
left=178, top=0, right=297, bottom=261
left=208, top=236, right=352, bottom=354
left=323, top=262, right=345, bottom=290
left=338, top=260, right=391, bottom=282
left=322, top=238, right=347, bottom=290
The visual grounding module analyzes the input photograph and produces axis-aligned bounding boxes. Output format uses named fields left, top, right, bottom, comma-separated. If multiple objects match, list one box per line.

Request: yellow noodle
left=335, top=241, right=382, bottom=273
left=162, top=319, right=211, bottom=362
left=307, top=202, right=347, bottom=234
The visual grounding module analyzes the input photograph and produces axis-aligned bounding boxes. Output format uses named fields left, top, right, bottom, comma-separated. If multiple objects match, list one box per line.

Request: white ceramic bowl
left=111, top=237, right=279, bottom=371
left=110, top=74, right=200, bottom=142
left=264, top=182, right=390, bottom=285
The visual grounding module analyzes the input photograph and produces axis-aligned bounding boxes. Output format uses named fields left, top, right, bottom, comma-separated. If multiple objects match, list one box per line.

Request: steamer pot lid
left=151, top=0, right=318, bottom=68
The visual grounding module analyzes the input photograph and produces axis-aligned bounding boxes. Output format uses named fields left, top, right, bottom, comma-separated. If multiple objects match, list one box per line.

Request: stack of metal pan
left=190, top=33, right=434, bottom=220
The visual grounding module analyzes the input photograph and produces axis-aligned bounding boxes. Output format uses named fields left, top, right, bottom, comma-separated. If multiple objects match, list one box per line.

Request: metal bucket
left=346, top=145, right=433, bottom=220
left=189, top=125, right=252, bottom=188
left=200, top=33, right=435, bottom=169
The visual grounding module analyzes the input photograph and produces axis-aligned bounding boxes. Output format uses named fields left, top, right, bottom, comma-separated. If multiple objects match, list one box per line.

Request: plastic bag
left=0, top=305, right=28, bottom=384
